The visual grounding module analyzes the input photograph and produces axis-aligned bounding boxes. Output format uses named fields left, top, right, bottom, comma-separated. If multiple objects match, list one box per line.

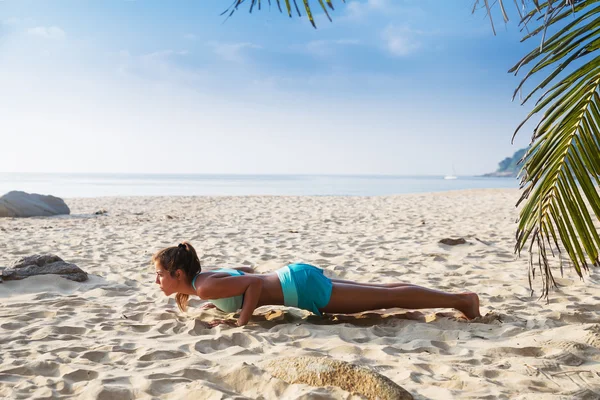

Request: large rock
left=259, top=356, right=413, bottom=400
left=0, top=254, right=88, bottom=283
left=0, top=191, right=70, bottom=218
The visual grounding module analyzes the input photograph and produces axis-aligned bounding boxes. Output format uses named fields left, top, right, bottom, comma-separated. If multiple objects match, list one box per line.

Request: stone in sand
left=0, top=191, right=70, bottom=218
left=439, top=237, right=467, bottom=245
left=259, top=356, right=413, bottom=400
left=0, top=254, right=88, bottom=282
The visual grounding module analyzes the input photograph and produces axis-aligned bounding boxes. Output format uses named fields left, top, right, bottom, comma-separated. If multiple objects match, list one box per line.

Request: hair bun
left=178, top=243, right=186, bottom=249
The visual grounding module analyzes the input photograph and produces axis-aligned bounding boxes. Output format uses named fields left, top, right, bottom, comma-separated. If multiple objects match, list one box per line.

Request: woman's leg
left=329, top=278, right=416, bottom=288
left=320, top=282, right=480, bottom=319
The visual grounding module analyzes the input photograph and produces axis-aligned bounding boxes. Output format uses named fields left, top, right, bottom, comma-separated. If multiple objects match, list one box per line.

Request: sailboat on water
left=444, top=165, right=458, bottom=180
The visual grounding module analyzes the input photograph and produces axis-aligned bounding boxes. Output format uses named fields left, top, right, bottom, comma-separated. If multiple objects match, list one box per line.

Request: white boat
left=444, top=165, right=458, bottom=180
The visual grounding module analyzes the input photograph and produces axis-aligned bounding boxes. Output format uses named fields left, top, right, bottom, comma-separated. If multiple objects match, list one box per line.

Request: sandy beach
left=1, top=188, right=599, bottom=399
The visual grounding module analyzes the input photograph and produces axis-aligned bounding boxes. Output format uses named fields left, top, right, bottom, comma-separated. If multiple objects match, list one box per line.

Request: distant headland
left=482, top=148, right=526, bottom=178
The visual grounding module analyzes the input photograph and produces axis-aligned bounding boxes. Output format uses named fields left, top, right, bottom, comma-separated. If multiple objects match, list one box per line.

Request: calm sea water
left=0, top=173, right=519, bottom=198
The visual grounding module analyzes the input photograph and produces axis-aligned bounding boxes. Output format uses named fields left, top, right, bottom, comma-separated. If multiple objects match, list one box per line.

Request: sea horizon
left=0, top=172, right=519, bottom=198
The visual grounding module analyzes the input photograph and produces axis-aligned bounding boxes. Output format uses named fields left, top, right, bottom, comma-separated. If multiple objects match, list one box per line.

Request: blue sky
left=0, top=0, right=538, bottom=175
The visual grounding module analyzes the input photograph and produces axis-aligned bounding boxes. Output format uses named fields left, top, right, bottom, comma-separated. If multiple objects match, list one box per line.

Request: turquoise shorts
left=276, top=263, right=333, bottom=316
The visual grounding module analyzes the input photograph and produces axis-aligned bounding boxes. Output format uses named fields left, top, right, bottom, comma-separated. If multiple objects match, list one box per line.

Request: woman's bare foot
left=457, top=293, right=481, bottom=320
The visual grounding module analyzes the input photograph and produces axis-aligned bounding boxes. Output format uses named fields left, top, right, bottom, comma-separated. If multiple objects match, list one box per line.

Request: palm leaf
left=490, top=0, right=600, bottom=298
left=222, top=0, right=344, bottom=28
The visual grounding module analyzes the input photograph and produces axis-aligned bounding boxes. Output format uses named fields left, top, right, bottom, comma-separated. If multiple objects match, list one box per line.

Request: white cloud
left=209, top=42, right=261, bottom=63
left=27, top=26, right=66, bottom=39
left=382, top=25, right=421, bottom=57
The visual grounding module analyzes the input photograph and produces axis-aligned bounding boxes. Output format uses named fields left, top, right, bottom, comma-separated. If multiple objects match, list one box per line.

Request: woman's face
left=154, top=262, right=179, bottom=296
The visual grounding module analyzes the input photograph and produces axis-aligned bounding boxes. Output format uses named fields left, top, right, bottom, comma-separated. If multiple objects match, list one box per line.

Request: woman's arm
left=197, top=275, right=263, bottom=326
left=237, top=279, right=262, bottom=326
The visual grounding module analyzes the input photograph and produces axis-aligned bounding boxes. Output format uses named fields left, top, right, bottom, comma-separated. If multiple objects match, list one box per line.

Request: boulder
left=0, top=254, right=88, bottom=283
left=259, top=356, right=413, bottom=400
left=0, top=191, right=70, bottom=218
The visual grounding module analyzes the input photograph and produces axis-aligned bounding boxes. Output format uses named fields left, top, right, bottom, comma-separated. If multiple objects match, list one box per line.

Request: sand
left=0, top=188, right=599, bottom=399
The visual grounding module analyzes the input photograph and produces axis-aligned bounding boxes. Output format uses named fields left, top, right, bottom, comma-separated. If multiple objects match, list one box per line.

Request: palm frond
left=222, top=0, right=345, bottom=28
left=482, top=0, right=600, bottom=298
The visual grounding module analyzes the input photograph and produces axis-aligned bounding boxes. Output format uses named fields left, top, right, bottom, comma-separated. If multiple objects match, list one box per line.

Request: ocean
left=0, top=173, right=520, bottom=198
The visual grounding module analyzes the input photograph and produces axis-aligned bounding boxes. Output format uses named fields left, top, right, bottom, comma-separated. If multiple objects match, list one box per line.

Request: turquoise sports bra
left=191, top=268, right=244, bottom=313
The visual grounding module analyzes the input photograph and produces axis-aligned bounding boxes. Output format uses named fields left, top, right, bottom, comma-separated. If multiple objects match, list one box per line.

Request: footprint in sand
left=63, top=369, right=99, bottom=382
left=4, top=361, right=61, bottom=377
left=319, top=252, right=340, bottom=258
left=109, top=344, right=138, bottom=354
left=126, top=324, right=154, bottom=333
left=146, top=377, right=193, bottom=395
left=54, top=326, right=87, bottom=335
left=156, top=320, right=187, bottom=334
left=181, top=368, right=212, bottom=380
left=193, top=338, right=233, bottom=354
left=122, top=311, right=146, bottom=322
left=193, top=334, right=264, bottom=355
left=100, top=376, right=131, bottom=385
left=544, top=350, right=585, bottom=367
left=24, top=310, right=57, bottom=319
left=0, top=322, right=27, bottom=330
left=80, top=351, right=110, bottom=363
left=52, top=346, right=88, bottom=357
left=485, top=346, right=544, bottom=358
left=138, top=350, right=186, bottom=361
left=481, top=369, right=501, bottom=379
left=444, top=264, right=460, bottom=269
left=90, top=385, right=133, bottom=400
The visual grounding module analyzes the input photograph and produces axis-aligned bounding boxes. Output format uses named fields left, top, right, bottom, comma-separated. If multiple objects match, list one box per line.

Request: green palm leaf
left=488, top=0, right=600, bottom=297
left=222, top=0, right=344, bottom=28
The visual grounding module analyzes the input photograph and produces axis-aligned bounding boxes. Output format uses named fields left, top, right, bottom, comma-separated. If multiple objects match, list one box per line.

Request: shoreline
left=57, top=187, right=521, bottom=200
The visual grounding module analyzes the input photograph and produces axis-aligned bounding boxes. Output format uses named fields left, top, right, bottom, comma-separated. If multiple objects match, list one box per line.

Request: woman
left=153, top=242, right=481, bottom=327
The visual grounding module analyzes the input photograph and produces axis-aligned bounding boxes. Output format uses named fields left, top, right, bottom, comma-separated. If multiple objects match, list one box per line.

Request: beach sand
left=1, top=189, right=599, bottom=399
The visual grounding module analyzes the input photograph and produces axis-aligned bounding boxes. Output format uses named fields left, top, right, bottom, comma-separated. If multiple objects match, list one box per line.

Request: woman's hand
left=207, top=319, right=237, bottom=328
